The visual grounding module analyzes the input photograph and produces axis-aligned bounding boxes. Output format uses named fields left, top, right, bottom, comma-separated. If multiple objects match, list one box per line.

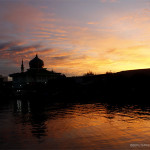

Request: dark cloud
left=0, top=41, right=58, bottom=72
left=8, top=45, right=41, bottom=53
left=0, top=41, right=21, bottom=51
left=0, top=41, right=42, bottom=61
left=51, top=56, right=71, bottom=60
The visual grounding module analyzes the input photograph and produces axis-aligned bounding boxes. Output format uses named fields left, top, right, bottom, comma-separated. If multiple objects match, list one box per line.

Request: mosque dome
left=29, top=54, right=44, bottom=69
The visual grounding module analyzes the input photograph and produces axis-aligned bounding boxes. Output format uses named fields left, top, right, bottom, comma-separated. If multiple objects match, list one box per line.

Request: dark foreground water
left=1, top=99, right=150, bottom=150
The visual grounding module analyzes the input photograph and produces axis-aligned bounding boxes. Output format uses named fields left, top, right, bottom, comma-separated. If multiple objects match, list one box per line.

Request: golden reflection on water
left=43, top=104, right=150, bottom=149
left=1, top=101, right=150, bottom=149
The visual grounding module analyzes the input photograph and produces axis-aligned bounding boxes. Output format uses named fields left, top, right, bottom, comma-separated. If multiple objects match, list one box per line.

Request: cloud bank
left=1, top=0, right=150, bottom=76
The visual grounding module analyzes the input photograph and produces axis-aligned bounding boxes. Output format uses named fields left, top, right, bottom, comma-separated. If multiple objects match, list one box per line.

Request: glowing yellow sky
left=1, top=0, right=150, bottom=76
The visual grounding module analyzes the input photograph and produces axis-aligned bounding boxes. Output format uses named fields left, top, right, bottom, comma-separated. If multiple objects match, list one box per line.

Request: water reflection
left=1, top=100, right=150, bottom=149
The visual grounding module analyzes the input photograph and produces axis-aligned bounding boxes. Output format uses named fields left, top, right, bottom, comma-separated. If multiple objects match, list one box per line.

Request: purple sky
left=1, top=0, right=150, bottom=76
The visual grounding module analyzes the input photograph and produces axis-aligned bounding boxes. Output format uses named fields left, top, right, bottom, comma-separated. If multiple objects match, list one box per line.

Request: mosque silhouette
left=10, top=55, right=65, bottom=89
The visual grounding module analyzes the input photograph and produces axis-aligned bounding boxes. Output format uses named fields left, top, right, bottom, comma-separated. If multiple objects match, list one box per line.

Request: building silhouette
left=10, top=55, right=65, bottom=89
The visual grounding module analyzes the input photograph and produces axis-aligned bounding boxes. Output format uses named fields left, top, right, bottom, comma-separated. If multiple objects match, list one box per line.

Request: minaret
left=21, top=59, right=24, bottom=73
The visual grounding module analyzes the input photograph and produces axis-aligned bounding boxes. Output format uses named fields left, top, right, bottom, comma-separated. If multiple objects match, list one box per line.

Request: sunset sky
left=1, top=0, right=150, bottom=76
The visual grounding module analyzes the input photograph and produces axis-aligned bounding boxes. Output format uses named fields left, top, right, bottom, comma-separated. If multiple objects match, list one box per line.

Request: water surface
left=0, top=99, right=150, bottom=149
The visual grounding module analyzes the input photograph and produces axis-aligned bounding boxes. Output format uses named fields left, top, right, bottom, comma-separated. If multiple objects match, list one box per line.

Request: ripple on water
left=0, top=101, right=150, bottom=149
